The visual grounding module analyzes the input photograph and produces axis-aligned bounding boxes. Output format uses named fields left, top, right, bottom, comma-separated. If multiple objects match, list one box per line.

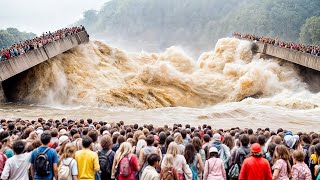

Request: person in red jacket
left=239, top=143, right=272, bottom=180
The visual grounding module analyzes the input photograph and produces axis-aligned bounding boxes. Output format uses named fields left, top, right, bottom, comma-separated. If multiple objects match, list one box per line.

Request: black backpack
left=35, top=147, right=51, bottom=176
left=98, top=150, right=113, bottom=175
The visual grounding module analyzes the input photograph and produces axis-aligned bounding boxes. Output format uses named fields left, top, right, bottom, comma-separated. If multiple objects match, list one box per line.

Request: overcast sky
left=0, top=0, right=107, bottom=35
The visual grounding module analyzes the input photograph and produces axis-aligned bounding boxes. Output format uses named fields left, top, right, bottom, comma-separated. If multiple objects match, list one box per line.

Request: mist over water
left=5, top=38, right=320, bottom=109
left=1, top=38, right=320, bottom=131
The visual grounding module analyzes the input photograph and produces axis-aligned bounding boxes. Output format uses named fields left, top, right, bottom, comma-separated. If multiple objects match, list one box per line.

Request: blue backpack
left=189, top=154, right=198, bottom=180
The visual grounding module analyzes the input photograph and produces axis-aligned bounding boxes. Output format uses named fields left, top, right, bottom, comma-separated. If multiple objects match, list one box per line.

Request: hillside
left=77, top=0, right=320, bottom=55
left=0, top=28, right=36, bottom=49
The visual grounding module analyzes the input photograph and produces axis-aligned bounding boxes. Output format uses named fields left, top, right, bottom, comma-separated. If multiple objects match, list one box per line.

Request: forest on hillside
left=77, top=0, right=320, bottom=55
left=0, top=28, right=36, bottom=49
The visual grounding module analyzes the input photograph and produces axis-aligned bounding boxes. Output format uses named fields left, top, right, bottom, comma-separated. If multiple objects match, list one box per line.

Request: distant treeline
left=76, top=0, right=320, bottom=54
left=0, top=28, right=36, bottom=50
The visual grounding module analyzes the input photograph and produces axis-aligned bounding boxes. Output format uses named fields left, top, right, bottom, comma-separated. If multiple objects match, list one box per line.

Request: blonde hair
left=114, top=142, right=132, bottom=165
left=61, top=143, right=76, bottom=159
left=167, top=142, right=178, bottom=157
left=174, top=133, right=183, bottom=145
left=163, top=154, right=174, bottom=169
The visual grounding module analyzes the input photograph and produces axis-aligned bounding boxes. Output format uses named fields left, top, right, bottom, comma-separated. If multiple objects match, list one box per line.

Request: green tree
left=299, top=16, right=320, bottom=45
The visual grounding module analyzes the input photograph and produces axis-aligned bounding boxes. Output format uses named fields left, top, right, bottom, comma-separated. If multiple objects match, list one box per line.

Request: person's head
left=159, top=132, right=167, bottom=145
left=267, top=142, right=277, bottom=158
left=82, top=136, right=93, bottom=148
left=88, top=130, right=98, bottom=143
left=292, top=150, right=304, bottom=164
left=174, top=133, right=183, bottom=145
left=62, top=143, right=76, bottom=159
left=12, top=140, right=25, bottom=155
left=300, top=135, right=311, bottom=145
left=240, top=134, right=249, bottom=147
left=249, top=135, right=258, bottom=145
left=184, top=143, right=196, bottom=164
left=146, top=135, right=154, bottom=146
left=40, top=132, right=51, bottom=145
left=147, top=153, right=160, bottom=167
left=273, top=136, right=282, bottom=144
left=100, top=135, right=112, bottom=149
left=115, top=142, right=132, bottom=162
left=250, top=143, right=263, bottom=157
left=167, top=142, right=178, bottom=157
left=209, top=147, right=219, bottom=158
left=203, top=134, right=210, bottom=143
left=315, top=143, right=320, bottom=157
left=162, top=154, right=174, bottom=169
left=222, top=134, right=234, bottom=150
left=258, top=135, right=266, bottom=146
left=274, top=145, right=290, bottom=161
left=213, top=133, right=221, bottom=142
left=192, top=137, right=202, bottom=152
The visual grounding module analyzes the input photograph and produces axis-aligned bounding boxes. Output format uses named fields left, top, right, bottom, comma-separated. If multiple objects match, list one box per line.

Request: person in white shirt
left=1, top=140, right=31, bottom=180
left=141, top=153, right=160, bottom=180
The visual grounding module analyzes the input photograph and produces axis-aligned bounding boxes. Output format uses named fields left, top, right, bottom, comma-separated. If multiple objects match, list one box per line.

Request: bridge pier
left=0, top=83, right=5, bottom=102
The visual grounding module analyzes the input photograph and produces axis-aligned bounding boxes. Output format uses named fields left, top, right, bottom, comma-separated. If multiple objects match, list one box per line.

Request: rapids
left=1, top=38, right=320, bottom=131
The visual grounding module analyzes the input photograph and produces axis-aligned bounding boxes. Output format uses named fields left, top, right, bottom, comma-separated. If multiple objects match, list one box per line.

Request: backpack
left=139, top=146, right=154, bottom=177
left=115, top=155, right=132, bottom=178
left=98, top=150, right=113, bottom=175
left=161, top=167, right=176, bottom=180
left=228, top=164, right=240, bottom=179
left=58, top=159, right=73, bottom=180
left=35, top=147, right=51, bottom=177
left=189, top=154, right=198, bottom=180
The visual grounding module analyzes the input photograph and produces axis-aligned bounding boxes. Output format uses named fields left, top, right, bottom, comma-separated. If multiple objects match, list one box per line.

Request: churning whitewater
left=1, top=38, right=320, bottom=131
left=7, top=38, right=320, bottom=109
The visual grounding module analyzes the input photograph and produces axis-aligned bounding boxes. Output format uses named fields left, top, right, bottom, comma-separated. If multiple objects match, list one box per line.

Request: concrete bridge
left=0, top=31, right=89, bottom=81
left=251, top=41, right=320, bottom=71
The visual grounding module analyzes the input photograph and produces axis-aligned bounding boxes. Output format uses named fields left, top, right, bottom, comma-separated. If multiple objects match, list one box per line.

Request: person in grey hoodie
left=1, top=140, right=31, bottom=180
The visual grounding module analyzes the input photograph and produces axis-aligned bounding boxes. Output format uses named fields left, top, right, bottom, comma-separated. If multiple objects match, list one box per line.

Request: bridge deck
left=251, top=41, right=320, bottom=71
left=0, top=31, right=89, bottom=81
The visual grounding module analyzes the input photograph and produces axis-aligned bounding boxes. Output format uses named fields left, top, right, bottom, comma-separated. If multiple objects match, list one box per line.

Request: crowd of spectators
left=0, top=26, right=86, bottom=61
left=0, top=117, right=318, bottom=180
left=233, top=33, right=320, bottom=57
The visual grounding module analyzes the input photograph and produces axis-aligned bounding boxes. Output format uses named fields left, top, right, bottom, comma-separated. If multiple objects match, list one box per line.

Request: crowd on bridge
left=233, top=33, right=320, bottom=57
left=0, top=117, right=317, bottom=180
left=0, top=26, right=86, bottom=61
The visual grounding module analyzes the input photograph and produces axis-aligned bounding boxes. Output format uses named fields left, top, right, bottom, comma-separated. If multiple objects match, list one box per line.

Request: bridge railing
left=0, top=31, right=89, bottom=81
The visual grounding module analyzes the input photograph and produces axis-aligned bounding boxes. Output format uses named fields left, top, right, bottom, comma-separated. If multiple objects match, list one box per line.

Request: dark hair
left=51, top=129, right=58, bottom=138
left=87, top=119, right=93, bottom=124
left=184, top=143, right=196, bottom=164
left=82, top=136, right=93, bottom=148
left=249, top=135, right=258, bottom=145
left=165, top=136, right=174, bottom=152
left=88, top=130, right=98, bottom=143
left=159, top=132, right=167, bottom=145
left=146, top=135, right=154, bottom=146
left=203, top=134, right=210, bottom=143
left=13, top=140, right=25, bottom=154
left=40, top=132, right=51, bottom=145
left=267, top=142, right=277, bottom=159
left=70, top=128, right=78, bottom=137
left=301, top=135, right=311, bottom=144
left=258, top=135, right=266, bottom=146
left=210, top=152, right=219, bottom=158
left=192, top=137, right=202, bottom=152
left=181, top=129, right=187, bottom=139
left=240, top=134, right=250, bottom=147
left=117, top=135, right=125, bottom=145
left=248, top=129, right=253, bottom=135
left=147, top=153, right=160, bottom=166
